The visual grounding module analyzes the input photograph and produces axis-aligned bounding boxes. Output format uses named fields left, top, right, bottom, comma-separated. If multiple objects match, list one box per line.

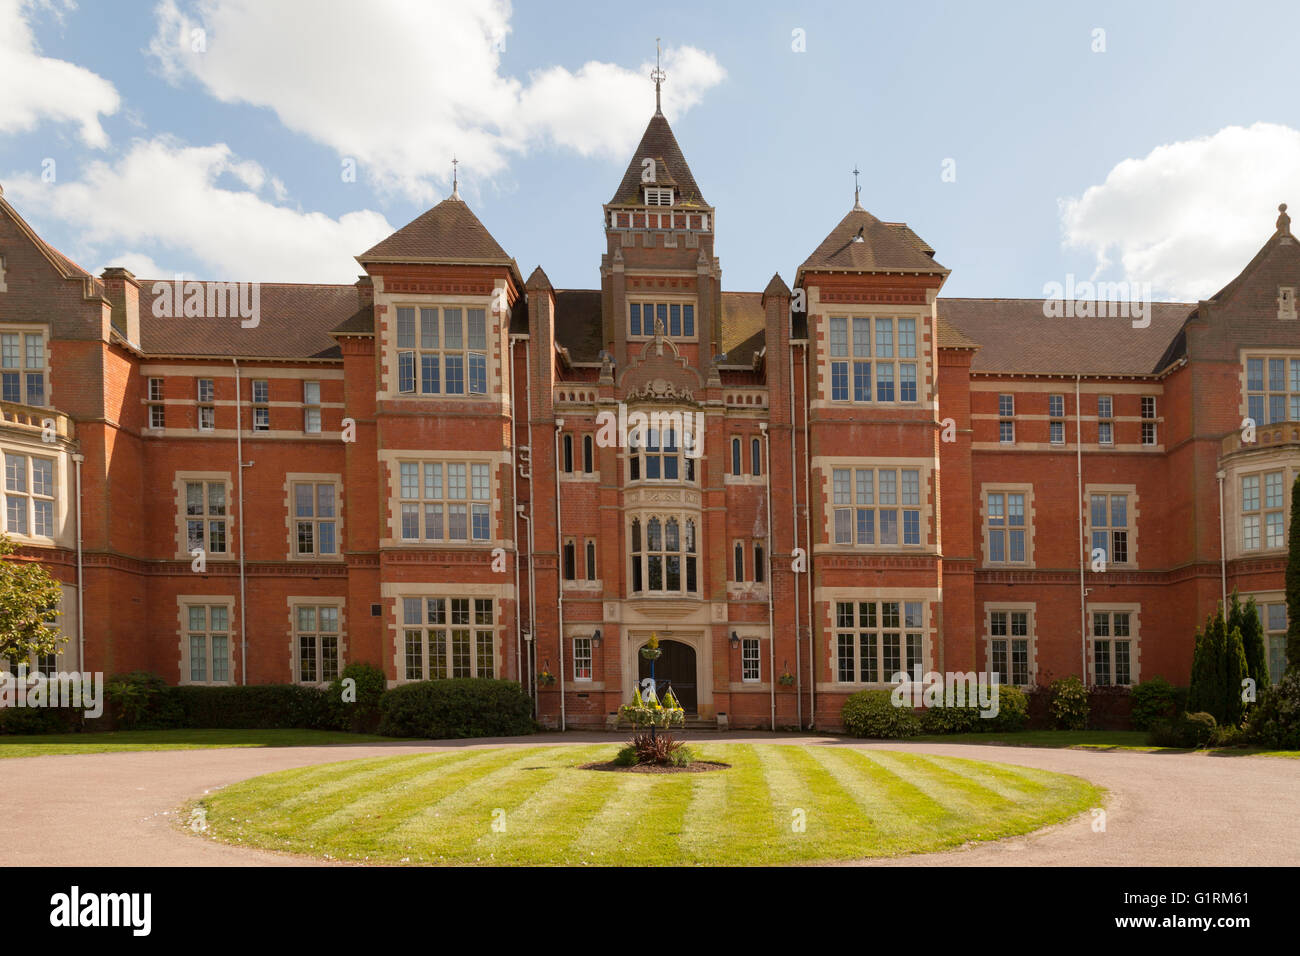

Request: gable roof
left=938, top=298, right=1195, bottom=375
left=0, top=190, right=94, bottom=282
left=137, top=280, right=359, bottom=359
left=608, top=112, right=707, bottom=207
left=799, top=205, right=948, bottom=279
left=358, top=195, right=513, bottom=264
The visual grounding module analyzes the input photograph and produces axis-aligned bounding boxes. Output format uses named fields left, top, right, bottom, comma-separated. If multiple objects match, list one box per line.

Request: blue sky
left=2, top=0, right=1299, bottom=300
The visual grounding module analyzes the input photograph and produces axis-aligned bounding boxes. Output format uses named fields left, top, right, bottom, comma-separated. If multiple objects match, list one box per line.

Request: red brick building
left=1, top=103, right=1296, bottom=729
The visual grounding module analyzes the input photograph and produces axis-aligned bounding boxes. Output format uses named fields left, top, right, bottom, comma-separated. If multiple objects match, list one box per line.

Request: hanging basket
left=640, top=646, right=662, bottom=661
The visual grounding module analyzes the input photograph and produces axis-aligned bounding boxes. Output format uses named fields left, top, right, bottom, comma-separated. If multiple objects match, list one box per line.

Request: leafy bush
left=1147, top=711, right=1217, bottom=748
left=171, top=684, right=341, bottom=730
left=918, top=703, right=982, bottom=734
left=841, top=690, right=921, bottom=738
left=1245, top=671, right=1300, bottom=750
left=1130, top=676, right=1181, bottom=731
left=987, top=685, right=1030, bottom=732
left=1049, top=676, right=1089, bottom=730
left=377, top=678, right=536, bottom=739
left=631, top=731, right=688, bottom=765
left=1209, top=723, right=1246, bottom=748
left=328, top=662, right=386, bottom=733
left=613, top=744, right=637, bottom=766
left=106, top=671, right=183, bottom=730
left=0, top=700, right=83, bottom=734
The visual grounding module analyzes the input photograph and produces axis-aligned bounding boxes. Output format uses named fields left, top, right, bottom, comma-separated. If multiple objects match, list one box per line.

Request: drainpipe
left=1076, top=374, right=1086, bottom=683
left=523, top=339, right=538, bottom=706
left=233, top=358, right=248, bottom=685
left=802, top=342, right=816, bottom=727
left=509, top=336, right=522, bottom=684
left=788, top=339, right=802, bottom=729
left=554, top=419, right=566, bottom=731
left=72, top=452, right=84, bottom=670
left=1217, top=469, right=1228, bottom=614
left=761, top=423, right=776, bottom=731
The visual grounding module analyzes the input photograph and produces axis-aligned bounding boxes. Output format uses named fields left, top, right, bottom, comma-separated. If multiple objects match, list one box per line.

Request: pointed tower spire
left=451, top=155, right=460, bottom=199
left=651, top=38, right=666, bottom=115
left=853, top=165, right=862, bottom=210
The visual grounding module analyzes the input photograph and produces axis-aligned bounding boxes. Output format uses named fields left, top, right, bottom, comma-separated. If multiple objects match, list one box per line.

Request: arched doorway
left=639, top=639, right=697, bottom=714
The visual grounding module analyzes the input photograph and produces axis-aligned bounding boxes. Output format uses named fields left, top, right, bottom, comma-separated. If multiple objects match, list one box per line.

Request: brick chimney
left=101, top=267, right=140, bottom=345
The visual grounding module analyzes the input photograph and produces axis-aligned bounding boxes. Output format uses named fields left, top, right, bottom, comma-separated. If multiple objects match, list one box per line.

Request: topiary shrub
left=1130, top=676, right=1181, bottom=731
left=1244, top=671, right=1300, bottom=750
left=377, top=678, right=537, bottom=739
left=841, top=689, right=921, bottom=738
left=1181, top=711, right=1217, bottom=747
left=328, top=662, right=386, bottom=733
left=985, top=684, right=1030, bottom=732
left=1049, top=675, right=1089, bottom=730
left=918, top=702, right=982, bottom=734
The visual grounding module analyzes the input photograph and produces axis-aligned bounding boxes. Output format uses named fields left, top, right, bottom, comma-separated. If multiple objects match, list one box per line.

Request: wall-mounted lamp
left=730, top=630, right=740, bottom=650
left=591, top=628, right=602, bottom=647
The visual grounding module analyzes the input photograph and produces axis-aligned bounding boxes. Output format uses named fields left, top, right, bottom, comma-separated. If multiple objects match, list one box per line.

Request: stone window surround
left=816, top=585, right=938, bottom=691
left=978, top=483, right=1037, bottom=569
left=172, top=471, right=233, bottom=561
left=1083, top=482, right=1140, bottom=570
left=176, top=594, right=237, bottom=686
left=381, top=581, right=510, bottom=687
left=980, top=601, right=1038, bottom=686
left=1085, top=602, right=1142, bottom=686
left=286, top=595, right=347, bottom=685
left=283, top=473, right=344, bottom=561
left=378, top=449, right=510, bottom=548
left=813, top=455, right=937, bottom=555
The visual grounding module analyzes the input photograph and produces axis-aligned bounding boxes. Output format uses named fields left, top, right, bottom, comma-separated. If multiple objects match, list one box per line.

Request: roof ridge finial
left=853, top=165, right=862, bottom=210
left=1278, top=202, right=1291, bottom=234
left=651, top=37, right=666, bottom=115
left=451, top=155, right=459, bottom=199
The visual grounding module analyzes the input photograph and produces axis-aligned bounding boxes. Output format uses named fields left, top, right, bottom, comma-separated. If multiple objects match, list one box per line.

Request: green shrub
left=1130, top=676, right=1181, bottom=731
left=328, top=662, right=386, bottom=733
left=106, top=671, right=183, bottom=730
left=669, top=744, right=695, bottom=767
left=1049, top=676, right=1089, bottom=730
left=841, top=690, right=921, bottom=738
left=377, top=679, right=536, bottom=739
left=1147, top=711, right=1216, bottom=748
left=171, top=684, right=340, bottom=730
left=986, top=685, right=1030, bottom=732
left=1209, top=723, right=1246, bottom=748
left=1245, top=671, right=1300, bottom=750
left=613, top=744, right=637, bottom=766
left=918, top=702, right=982, bottom=734
left=0, top=700, right=83, bottom=734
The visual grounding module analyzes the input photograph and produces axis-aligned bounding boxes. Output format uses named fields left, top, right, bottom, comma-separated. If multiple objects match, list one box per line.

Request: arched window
left=585, top=540, right=597, bottom=580
left=733, top=541, right=745, bottom=581
left=753, top=541, right=765, bottom=583
left=751, top=437, right=762, bottom=476
left=686, top=519, right=697, bottom=592
left=583, top=435, right=594, bottom=473
left=731, top=438, right=741, bottom=476
left=563, top=539, right=576, bottom=580
left=562, top=434, right=573, bottom=473
left=630, top=519, right=643, bottom=592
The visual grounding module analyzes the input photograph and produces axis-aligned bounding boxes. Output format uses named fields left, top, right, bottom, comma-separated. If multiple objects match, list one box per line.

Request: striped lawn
left=193, top=743, right=1101, bottom=865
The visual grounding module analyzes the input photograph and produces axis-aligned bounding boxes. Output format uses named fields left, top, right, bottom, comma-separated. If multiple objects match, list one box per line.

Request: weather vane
left=451, top=155, right=459, bottom=198
left=853, top=165, right=861, bottom=207
left=652, top=37, right=666, bottom=113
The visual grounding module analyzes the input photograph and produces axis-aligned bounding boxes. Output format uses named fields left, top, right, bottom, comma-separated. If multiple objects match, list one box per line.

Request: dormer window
left=645, top=187, right=673, bottom=206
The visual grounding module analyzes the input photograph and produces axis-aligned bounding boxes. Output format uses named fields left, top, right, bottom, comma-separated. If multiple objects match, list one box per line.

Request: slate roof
left=937, top=298, right=1196, bottom=375
left=136, top=280, right=358, bottom=359
left=358, top=196, right=513, bottom=263
left=799, top=205, right=948, bottom=278
left=607, top=112, right=708, bottom=207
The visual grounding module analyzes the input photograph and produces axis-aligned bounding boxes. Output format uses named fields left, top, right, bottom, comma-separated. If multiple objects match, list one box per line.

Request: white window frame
left=294, top=604, right=342, bottom=684
left=834, top=599, right=926, bottom=684
left=0, top=328, right=48, bottom=406
left=832, top=466, right=923, bottom=548
left=401, top=597, right=495, bottom=681
left=741, top=637, right=761, bottom=682
left=394, top=305, right=489, bottom=396
left=3, top=452, right=55, bottom=538
left=826, top=315, right=919, bottom=405
left=629, top=513, right=699, bottom=595
left=397, top=460, right=492, bottom=543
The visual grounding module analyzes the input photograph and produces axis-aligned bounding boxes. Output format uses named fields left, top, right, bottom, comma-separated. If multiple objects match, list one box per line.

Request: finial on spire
left=853, top=165, right=862, bottom=209
left=651, top=37, right=666, bottom=114
left=451, top=155, right=459, bottom=199
left=1278, top=202, right=1291, bottom=234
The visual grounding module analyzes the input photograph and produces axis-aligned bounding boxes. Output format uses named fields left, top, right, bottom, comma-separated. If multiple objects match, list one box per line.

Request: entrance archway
left=639, top=639, right=697, bottom=714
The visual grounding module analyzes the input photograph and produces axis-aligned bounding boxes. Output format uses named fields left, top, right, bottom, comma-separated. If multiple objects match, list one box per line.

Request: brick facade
left=0, top=118, right=1296, bottom=729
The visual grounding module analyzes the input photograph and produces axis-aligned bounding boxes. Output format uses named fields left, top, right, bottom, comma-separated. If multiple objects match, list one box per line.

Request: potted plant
left=639, top=632, right=662, bottom=661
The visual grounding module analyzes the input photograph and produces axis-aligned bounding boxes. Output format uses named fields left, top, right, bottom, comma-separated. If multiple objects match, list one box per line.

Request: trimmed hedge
left=841, top=690, right=921, bottom=738
left=378, top=678, right=537, bottom=739
left=1130, top=676, right=1183, bottom=731
left=1147, top=711, right=1216, bottom=748
left=171, top=684, right=341, bottom=730
left=1245, top=671, right=1300, bottom=750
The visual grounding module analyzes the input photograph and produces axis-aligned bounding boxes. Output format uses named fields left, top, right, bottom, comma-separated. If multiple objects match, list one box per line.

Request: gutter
left=73, top=453, right=84, bottom=670
left=1076, top=374, right=1087, bottom=683
left=788, top=339, right=802, bottom=728
left=802, top=342, right=816, bottom=726
left=509, top=336, right=523, bottom=686
left=554, top=419, right=566, bottom=731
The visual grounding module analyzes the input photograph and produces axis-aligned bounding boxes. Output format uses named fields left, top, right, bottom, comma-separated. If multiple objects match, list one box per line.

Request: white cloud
left=0, top=0, right=120, bottom=147
left=1060, top=122, right=1300, bottom=300
left=5, top=137, right=395, bottom=282
left=148, top=0, right=725, bottom=202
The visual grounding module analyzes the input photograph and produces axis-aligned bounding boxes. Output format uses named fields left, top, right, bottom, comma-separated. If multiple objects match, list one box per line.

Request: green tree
left=0, top=533, right=65, bottom=669
left=1287, top=475, right=1300, bottom=672
left=1187, top=622, right=1212, bottom=714
left=1187, top=605, right=1249, bottom=726
left=1222, top=623, right=1248, bottom=726
left=1229, top=591, right=1269, bottom=694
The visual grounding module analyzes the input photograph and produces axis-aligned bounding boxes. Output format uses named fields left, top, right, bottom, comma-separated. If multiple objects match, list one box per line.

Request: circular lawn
left=190, top=743, right=1101, bottom=865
